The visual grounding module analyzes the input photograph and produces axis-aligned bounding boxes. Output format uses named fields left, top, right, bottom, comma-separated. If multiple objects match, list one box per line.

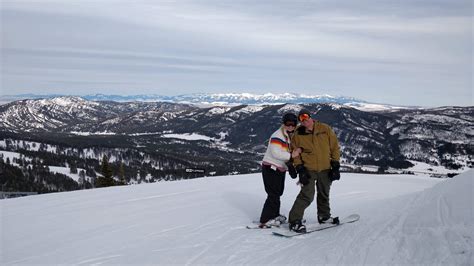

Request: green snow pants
left=288, top=169, right=332, bottom=223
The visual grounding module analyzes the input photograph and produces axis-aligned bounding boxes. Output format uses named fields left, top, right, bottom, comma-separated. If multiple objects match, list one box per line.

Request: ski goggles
left=284, top=121, right=296, bottom=127
left=298, top=113, right=311, bottom=122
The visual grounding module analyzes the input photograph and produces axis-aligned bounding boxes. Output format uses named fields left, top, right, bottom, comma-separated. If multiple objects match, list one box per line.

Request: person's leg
left=260, top=166, right=285, bottom=223
left=288, top=172, right=316, bottom=223
left=316, top=170, right=332, bottom=220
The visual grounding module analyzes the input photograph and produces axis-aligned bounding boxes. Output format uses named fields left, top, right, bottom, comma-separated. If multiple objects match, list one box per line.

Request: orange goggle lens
left=298, top=113, right=310, bottom=122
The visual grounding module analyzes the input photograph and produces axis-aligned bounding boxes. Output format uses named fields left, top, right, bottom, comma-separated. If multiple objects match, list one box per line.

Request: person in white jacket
left=259, top=112, right=302, bottom=228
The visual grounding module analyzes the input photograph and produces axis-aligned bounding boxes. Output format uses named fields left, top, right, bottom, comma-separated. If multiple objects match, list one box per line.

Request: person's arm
left=291, top=133, right=303, bottom=166
left=268, top=137, right=291, bottom=161
left=328, top=126, right=341, bottom=181
left=328, top=126, right=340, bottom=161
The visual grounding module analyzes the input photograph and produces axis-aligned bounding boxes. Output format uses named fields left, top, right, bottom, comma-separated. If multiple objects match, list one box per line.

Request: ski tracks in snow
left=76, top=254, right=124, bottom=266
left=181, top=217, right=247, bottom=265
left=341, top=185, right=472, bottom=265
left=119, top=189, right=202, bottom=203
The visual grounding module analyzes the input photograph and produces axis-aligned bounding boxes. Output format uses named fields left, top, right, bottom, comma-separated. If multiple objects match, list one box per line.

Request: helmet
left=298, top=109, right=311, bottom=122
left=282, top=112, right=297, bottom=124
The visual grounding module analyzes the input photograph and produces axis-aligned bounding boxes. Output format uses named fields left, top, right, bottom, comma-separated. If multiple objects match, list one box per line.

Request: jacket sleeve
left=291, top=133, right=303, bottom=166
left=328, top=126, right=340, bottom=161
left=268, top=137, right=292, bottom=162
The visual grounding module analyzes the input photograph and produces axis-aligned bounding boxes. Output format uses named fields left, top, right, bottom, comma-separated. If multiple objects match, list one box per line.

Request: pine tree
left=118, top=162, right=126, bottom=185
left=101, top=155, right=113, bottom=179
left=79, top=170, right=86, bottom=179
left=78, top=170, right=86, bottom=188
left=96, top=155, right=114, bottom=187
left=69, top=162, right=78, bottom=174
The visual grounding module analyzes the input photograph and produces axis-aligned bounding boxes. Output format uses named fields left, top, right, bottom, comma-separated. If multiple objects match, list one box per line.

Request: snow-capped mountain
left=0, top=93, right=409, bottom=110
left=160, top=92, right=362, bottom=105
left=1, top=170, right=472, bottom=265
left=0, top=96, right=196, bottom=132
left=1, top=96, right=472, bottom=174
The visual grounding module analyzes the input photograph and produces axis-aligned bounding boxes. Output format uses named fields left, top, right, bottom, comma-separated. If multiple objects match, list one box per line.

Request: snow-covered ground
left=0, top=150, right=87, bottom=182
left=161, top=133, right=213, bottom=141
left=406, top=160, right=470, bottom=175
left=47, top=166, right=87, bottom=182
left=70, top=131, right=117, bottom=136
left=1, top=170, right=472, bottom=265
left=0, top=151, right=26, bottom=165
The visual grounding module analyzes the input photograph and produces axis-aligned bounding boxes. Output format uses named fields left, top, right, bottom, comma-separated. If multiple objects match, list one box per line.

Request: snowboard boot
left=289, top=220, right=306, bottom=233
left=259, top=218, right=281, bottom=229
left=274, top=214, right=287, bottom=224
left=318, top=216, right=340, bottom=225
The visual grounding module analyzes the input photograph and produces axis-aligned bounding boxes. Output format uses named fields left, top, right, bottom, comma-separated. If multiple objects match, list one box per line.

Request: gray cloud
left=1, top=0, right=472, bottom=106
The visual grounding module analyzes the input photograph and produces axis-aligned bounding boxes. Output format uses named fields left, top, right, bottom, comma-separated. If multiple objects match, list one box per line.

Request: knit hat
left=282, top=112, right=297, bottom=124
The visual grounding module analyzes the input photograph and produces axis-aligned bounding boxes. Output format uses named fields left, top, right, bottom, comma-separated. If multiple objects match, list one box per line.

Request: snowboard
left=272, top=214, right=360, bottom=237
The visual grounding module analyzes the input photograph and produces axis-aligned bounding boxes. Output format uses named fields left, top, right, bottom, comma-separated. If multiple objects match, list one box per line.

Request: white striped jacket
left=262, top=126, right=292, bottom=171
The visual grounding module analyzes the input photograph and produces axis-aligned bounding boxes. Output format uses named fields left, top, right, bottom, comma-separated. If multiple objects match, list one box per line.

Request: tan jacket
left=292, top=120, right=340, bottom=172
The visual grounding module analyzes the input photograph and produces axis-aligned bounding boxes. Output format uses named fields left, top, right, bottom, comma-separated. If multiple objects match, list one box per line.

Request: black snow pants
left=259, top=164, right=285, bottom=223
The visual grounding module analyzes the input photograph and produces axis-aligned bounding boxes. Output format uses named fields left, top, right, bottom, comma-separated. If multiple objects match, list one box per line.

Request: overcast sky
left=1, top=0, right=472, bottom=106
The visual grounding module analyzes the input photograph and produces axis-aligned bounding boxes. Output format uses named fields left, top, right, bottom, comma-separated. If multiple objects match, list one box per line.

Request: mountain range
left=1, top=96, right=472, bottom=179
left=0, top=93, right=413, bottom=110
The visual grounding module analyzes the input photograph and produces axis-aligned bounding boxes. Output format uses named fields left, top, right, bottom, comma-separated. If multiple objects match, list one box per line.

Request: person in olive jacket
left=288, top=108, right=341, bottom=233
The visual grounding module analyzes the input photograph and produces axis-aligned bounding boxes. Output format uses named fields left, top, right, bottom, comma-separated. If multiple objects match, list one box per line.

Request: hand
left=329, top=160, right=340, bottom=181
left=286, top=162, right=297, bottom=179
left=330, top=160, right=340, bottom=170
left=291, top=148, right=302, bottom=158
left=295, top=165, right=309, bottom=186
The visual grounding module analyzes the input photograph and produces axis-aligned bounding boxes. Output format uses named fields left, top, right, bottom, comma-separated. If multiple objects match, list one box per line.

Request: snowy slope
left=1, top=171, right=472, bottom=265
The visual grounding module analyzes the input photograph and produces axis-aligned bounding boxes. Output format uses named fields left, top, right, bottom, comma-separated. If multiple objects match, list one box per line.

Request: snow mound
left=397, top=169, right=473, bottom=264
left=346, top=170, right=473, bottom=265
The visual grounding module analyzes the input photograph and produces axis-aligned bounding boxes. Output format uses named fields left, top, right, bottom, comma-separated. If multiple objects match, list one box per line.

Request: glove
left=329, top=160, right=340, bottom=181
left=286, top=161, right=297, bottom=179
left=295, top=165, right=309, bottom=186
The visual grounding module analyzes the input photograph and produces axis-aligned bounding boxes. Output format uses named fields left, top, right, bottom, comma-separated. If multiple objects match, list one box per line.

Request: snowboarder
left=258, top=112, right=302, bottom=228
left=288, top=109, right=341, bottom=233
